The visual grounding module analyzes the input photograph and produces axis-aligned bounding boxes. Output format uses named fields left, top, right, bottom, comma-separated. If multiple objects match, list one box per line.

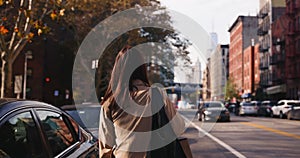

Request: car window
left=205, top=102, right=222, bottom=108
left=0, top=111, right=45, bottom=158
left=242, top=103, right=252, bottom=106
left=36, top=110, right=77, bottom=157
left=66, top=107, right=100, bottom=129
left=293, top=103, right=300, bottom=107
left=278, top=102, right=284, bottom=105
left=65, top=110, right=86, bottom=128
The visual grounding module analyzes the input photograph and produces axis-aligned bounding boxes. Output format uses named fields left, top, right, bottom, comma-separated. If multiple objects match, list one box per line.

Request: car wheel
left=197, top=113, right=202, bottom=121
left=270, top=111, right=274, bottom=118
left=201, top=114, right=206, bottom=122
left=279, top=111, right=284, bottom=119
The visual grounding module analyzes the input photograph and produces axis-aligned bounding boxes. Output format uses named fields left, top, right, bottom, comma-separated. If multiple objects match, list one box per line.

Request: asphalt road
left=178, top=109, right=300, bottom=158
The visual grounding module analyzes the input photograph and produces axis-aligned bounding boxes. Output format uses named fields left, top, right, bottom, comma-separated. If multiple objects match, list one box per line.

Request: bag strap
left=149, top=87, right=186, bottom=158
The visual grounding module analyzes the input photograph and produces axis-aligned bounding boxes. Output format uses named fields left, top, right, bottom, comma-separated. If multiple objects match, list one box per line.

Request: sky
left=159, top=0, right=259, bottom=44
left=158, top=0, right=259, bottom=83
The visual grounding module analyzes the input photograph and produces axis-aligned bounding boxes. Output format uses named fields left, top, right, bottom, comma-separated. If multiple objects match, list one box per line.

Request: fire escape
left=286, top=0, right=300, bottom=79
left=257, top=9, right=270, bottom=88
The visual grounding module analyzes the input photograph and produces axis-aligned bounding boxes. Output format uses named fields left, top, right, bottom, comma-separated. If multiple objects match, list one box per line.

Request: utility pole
left=23, top=50, right=32, bottom=99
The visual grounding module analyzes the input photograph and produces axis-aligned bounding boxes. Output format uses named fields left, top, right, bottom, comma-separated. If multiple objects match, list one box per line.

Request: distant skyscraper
left=207, top=32, right=218, bottom=58
left=210, top=32, right=218, bottom=49
left=193, top=58, right=202, bottom=84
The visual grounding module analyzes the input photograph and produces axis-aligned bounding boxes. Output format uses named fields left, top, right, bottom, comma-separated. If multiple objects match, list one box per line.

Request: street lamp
left=23, top=50, right=32, bottom=99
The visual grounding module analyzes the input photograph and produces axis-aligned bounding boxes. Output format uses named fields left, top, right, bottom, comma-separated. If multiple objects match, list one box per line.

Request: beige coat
left=99, top=87, right=186, bottom=158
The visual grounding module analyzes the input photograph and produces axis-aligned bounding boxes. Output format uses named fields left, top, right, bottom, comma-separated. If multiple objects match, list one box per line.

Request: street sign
left=14, top=75, right=22, bottom=94
left=54, top=90, right=59, bottom=96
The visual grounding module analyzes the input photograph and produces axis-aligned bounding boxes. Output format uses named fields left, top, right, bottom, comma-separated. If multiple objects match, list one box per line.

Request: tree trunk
left=1, top=51, right=6, bottom=98
left=5, top=59, right=13, bottom=97
left=0, top=51, right=14, bottom=98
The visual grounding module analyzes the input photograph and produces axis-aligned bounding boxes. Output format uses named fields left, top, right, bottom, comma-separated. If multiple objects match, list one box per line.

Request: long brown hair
left=101, top=46, right=150, bottom=105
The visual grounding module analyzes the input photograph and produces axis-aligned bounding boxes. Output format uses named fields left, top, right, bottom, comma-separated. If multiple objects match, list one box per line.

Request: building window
left=297, top=39, right=300, bottom=53
left=27, top=68, right=33, bottom=77
left=297, top=16, right=300, bottom=32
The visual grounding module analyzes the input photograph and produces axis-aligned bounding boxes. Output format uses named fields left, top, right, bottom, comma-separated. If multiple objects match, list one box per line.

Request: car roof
left=60, top=103, right=101, bottom=110
left=262, top=100, right=276, bottom=103
left=203, top=101, right=223, bottom=103
left=0, top=98, right=60, bottom=119
left=241, top=102, right=252, bottom=105
left=278, top=100, right=300, bottom=103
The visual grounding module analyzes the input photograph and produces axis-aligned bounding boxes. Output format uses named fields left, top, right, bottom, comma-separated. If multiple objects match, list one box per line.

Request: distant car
left=60, top=103, right=101, bottom=139
left=198, top=101, right=230, bottom=122
left=178, top=100, right=192, bottom=109
left=177, top=100, right=185, bottom=109
left=286, top=103, right=300, bottom=120
left=239, top=102, right=258, bottom=116
left=258, top=100, right=276, bottom=117
left=0, top=98, right=98, bottom=158
left=187, top=102, right=196, bottom=109
left=271, top=100, right=300, bottom=119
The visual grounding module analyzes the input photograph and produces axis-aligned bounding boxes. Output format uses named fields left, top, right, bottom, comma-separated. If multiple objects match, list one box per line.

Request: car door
left=34, top=109, right=98, bottom=158
left=273, top=101, right=283, bottom=115
left=0, top=109, right=48, bottom=158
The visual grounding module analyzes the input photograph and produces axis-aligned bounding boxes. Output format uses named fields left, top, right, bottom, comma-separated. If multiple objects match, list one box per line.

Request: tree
left=62, top=0, right=192, bottom=102
left=224, top=77, right=239, bottom=102
left=0, top=0, right=65, bottom=97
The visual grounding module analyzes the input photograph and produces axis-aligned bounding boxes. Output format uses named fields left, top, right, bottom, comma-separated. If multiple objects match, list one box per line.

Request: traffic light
left=45, top=77, right=51, bottom=83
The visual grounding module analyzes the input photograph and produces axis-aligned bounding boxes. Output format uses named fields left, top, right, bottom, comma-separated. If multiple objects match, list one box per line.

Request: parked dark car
left=286, top=103, right=300, bottom=120
left=60, top=103, right=101, bottom=139
left=257, top=100, right=277, bottom=117
left=0, top=98, right=98, bottom=158
left=198, top=101, right=230, bottom=122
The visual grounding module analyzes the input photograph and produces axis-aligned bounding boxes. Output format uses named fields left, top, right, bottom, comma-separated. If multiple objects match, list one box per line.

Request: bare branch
left=8, top=0, right=25, bottom=51
left=0, top=35, right=8, bottom=52
left=23, top=0, right=32, bottom=34
left=12, top=39, right=28, bottom=63
left=39, top=0, right=49, bottom=21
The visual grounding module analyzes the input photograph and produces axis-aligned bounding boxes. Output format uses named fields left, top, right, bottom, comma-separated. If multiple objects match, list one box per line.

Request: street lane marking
left=182, top=117, right=247, bottom=158
left=241, top=122, right=300, bottom=140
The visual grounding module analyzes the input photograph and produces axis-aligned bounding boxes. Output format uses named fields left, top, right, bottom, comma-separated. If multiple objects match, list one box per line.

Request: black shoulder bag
left=148, top=88, right=192, bottom=158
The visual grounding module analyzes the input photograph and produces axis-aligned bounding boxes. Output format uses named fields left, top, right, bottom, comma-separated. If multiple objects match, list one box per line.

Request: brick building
left=243, top=43, right=260, bottom=95
left=228, top=16, right=258, bottom=96
left=285, top=0, right=300, bottom=99
left=202, top=58, right=211, bottom=101
left=12, top=25, right=74, bottom=106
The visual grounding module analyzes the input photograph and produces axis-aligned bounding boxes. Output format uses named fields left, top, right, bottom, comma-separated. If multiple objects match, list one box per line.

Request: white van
left=271, top=100, right=300, bottom=118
